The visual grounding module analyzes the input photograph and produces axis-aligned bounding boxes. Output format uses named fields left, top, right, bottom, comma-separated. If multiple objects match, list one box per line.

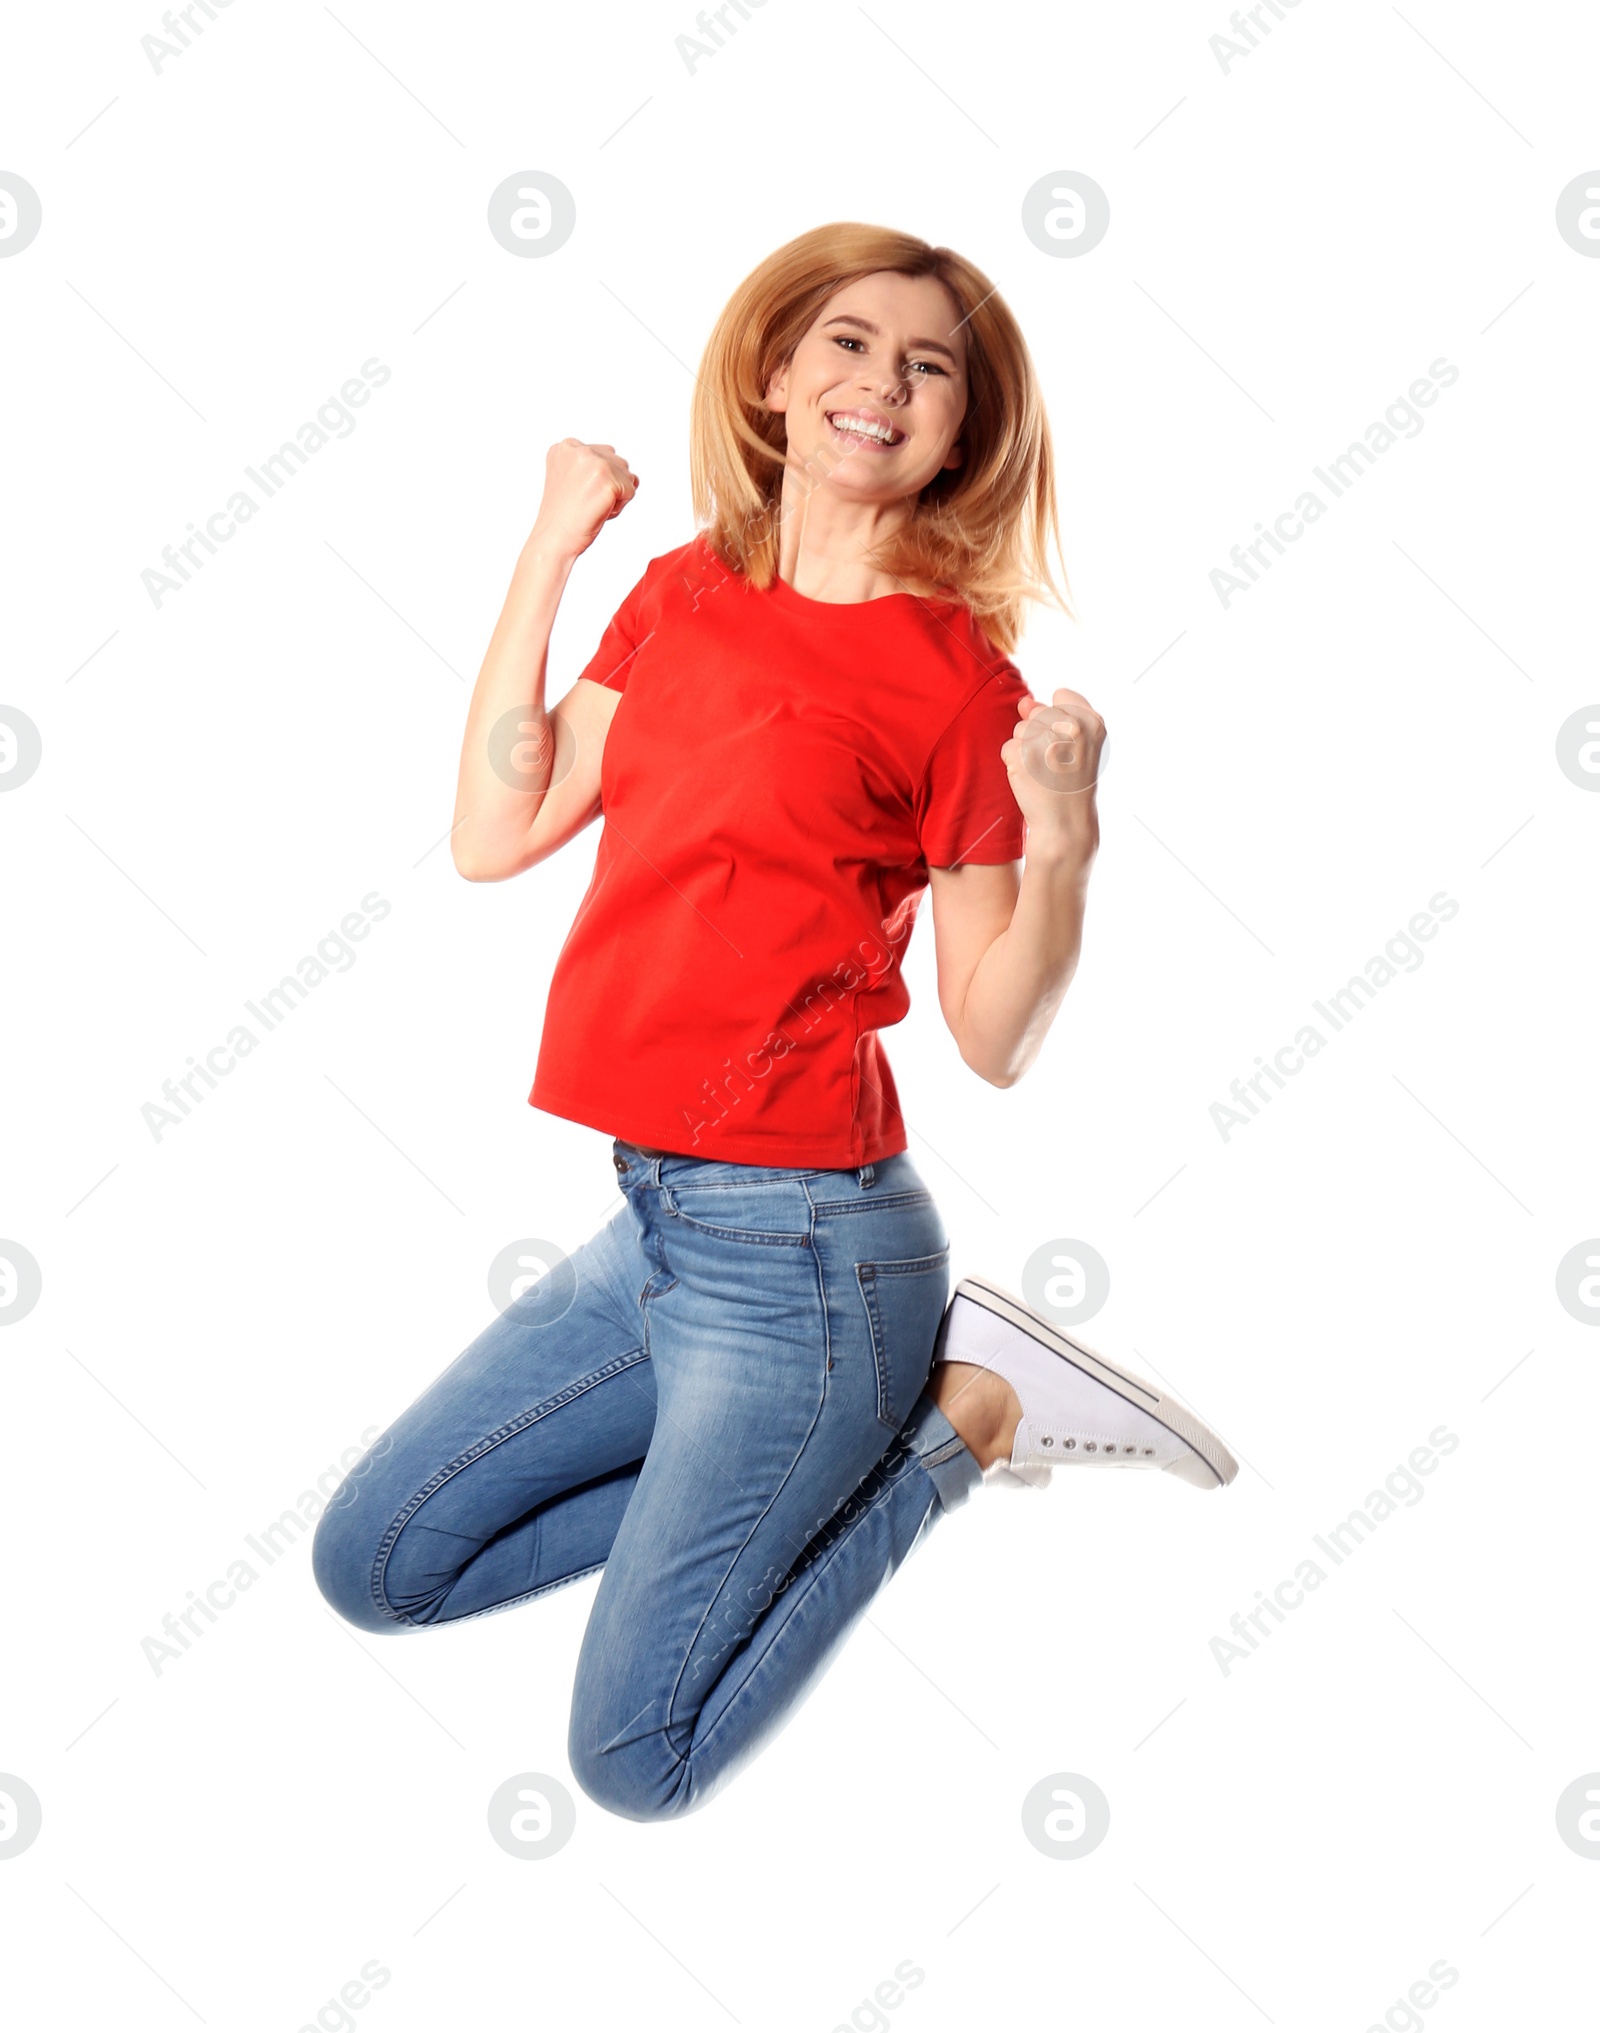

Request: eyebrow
left=820, top=314, right=960, bottom=363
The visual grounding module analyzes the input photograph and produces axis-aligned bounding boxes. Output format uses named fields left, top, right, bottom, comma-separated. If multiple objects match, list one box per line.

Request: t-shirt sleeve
left=914, top=663, right=1033, bottom=868
left=573, top=559, right=660, bottom=694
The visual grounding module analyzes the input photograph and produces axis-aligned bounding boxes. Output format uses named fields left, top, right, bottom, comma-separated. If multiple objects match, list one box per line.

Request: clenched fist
left=529, top=439, right=640, bottom=562
left=1001, top=688, right=1106, bottom=855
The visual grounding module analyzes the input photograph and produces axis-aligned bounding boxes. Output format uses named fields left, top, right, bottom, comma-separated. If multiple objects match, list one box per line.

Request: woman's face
left=764, top=269, right=970, bottom=504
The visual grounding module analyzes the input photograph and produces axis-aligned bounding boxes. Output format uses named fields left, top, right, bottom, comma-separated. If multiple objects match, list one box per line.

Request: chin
left=808, top=450, right=922, bottom=497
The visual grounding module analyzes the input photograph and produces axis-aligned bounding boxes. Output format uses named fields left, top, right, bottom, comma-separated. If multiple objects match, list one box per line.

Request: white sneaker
left=933, top=1277, right=1239, bottom=1492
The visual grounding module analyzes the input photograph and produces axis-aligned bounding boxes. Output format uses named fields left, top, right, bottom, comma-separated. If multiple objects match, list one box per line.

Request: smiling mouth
left=825, top=410, right=906, bottom=449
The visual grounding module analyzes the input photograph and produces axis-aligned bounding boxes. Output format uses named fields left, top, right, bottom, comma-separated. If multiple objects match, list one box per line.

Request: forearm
left=956, top=841, right=1095, bottom=1087
left=451, top=536, right=577, bottom=877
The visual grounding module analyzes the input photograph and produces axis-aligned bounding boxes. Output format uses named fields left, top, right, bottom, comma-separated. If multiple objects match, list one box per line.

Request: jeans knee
left=311, top=1499, right=408, bottom=1634
left=567, top=1722, right=696, bottom=1824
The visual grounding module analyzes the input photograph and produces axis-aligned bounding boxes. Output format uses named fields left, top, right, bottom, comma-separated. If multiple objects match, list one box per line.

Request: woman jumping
left=312, top=221, right=1238, bottom=1821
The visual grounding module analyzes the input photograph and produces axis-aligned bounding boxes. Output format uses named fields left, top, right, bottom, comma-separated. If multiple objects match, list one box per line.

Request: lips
left=824, top=407, right=906, bottom=449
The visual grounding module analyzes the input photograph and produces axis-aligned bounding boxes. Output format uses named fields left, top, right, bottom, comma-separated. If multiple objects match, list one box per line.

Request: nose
left=859, top=366, right=909, bottom=406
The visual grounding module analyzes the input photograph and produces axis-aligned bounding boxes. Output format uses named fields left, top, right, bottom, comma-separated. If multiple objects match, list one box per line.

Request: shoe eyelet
left=1041, top=1436, right=1054, bottom=1447
left=1064, top=1438, right=1077, bottom=1450
left=1085, top=1441, right=1097, bottom=1452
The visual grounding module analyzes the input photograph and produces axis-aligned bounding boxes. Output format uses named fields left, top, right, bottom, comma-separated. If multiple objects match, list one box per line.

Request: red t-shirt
left=529, top=533, right=1033, bottom=1166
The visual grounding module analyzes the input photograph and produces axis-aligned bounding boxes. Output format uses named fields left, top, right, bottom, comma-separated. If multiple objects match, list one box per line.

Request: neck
left=771, top=457, right=916, bottom=603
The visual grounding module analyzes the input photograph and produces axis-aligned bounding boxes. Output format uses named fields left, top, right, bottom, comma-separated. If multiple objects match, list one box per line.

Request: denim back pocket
left=855, top=1248, right=952, bottom=1432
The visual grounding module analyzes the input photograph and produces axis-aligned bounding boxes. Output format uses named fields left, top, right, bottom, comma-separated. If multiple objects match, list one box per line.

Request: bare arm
left=451, top=440, right=639, bottom=882
left=927, top=688, right=1105, bottom=1087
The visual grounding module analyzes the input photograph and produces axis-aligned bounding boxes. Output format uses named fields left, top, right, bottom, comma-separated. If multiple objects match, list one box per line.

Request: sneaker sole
left=945, top=1277, right=1240, bottom=1491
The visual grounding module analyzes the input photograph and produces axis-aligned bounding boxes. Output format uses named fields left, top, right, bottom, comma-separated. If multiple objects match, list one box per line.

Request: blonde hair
left=688, top=221, right=1071, bottom=656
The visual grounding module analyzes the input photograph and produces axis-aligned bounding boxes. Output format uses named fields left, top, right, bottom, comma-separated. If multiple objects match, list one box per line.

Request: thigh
left=571, top=1155, right=950, bottom=1754
left=312, top=1195, right=659, bottom=1627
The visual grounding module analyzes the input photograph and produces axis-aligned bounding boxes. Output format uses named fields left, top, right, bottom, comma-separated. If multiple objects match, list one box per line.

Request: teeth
left=829, top=413, right=896, bottom=443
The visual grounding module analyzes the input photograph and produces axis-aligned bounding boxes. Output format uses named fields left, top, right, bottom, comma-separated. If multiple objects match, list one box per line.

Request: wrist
left=517, top=529, right=582, bottom=579
left=1025, top=814, right=1098, bottom=879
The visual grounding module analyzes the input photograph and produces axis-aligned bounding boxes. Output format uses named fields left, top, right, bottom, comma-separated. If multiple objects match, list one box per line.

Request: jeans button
left=613, top=1155, right=627, bottom=1174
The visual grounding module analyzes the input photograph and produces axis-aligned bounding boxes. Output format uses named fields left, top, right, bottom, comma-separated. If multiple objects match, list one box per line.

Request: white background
left=3, top=0, right=1597, bottom=2027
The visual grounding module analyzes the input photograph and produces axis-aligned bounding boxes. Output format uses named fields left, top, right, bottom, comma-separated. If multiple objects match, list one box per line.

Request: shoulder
left=625, top=531, right=737, bottom=609
left=630, top=532, right=709, bottom=590
left=900, top=595, right=1030, bottom=713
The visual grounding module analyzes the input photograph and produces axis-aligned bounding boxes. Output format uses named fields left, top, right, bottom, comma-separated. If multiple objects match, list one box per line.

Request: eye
left=831, top=336, right=949, bottom=377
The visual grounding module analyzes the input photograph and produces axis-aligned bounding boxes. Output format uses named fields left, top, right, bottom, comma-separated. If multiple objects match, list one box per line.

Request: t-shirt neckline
left=761, top=563, right=959, bottom=617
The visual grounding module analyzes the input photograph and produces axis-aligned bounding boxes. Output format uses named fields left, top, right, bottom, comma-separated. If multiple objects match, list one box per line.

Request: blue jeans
left=311, top=1141, right=984, bottom=1820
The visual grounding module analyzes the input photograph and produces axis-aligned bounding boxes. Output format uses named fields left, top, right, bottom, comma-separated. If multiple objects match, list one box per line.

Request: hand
left=527, top=439, right=640, bottom=561
left=1001, top=688, right=1106, bottom=855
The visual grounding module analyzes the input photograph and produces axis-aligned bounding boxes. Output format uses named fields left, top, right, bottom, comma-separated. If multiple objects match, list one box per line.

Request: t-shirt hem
left=528, top=1083, right=908, bottom=1170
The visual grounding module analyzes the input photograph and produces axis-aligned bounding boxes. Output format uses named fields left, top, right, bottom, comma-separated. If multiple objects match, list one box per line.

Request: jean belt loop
left=858, top=1161, right=876, bottom=1190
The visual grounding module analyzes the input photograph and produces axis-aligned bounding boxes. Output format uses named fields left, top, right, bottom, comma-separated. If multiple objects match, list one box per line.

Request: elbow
left=959, top=1046, right=1022, bottom=1090
left=453, top=824, right=553, bottom=883
left=451, top=840, right=506, bottom=883
left=451, top=822, right=537, bottom=883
